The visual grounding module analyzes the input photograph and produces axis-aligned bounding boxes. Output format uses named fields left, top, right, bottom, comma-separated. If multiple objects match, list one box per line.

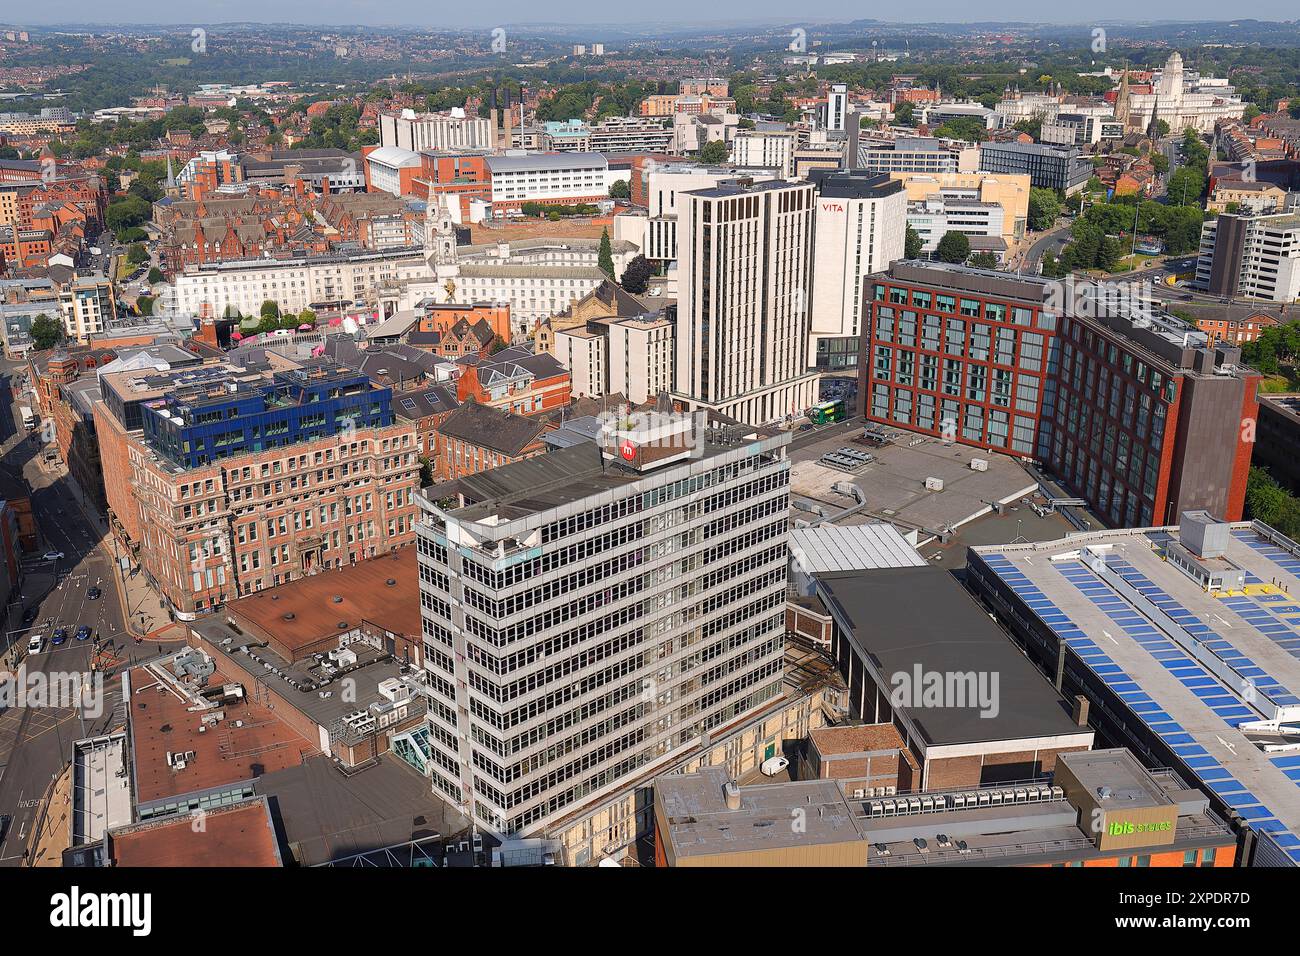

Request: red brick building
left=861, top=261, right=1259, bottom=526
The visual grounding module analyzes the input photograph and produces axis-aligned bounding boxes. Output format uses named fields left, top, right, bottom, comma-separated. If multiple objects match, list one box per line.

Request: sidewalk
left=70, top=481, right=175, bottom=640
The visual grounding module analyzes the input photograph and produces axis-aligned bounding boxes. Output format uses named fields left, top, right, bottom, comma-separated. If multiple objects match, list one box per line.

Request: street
left=0, top=356, right=141, bottom=867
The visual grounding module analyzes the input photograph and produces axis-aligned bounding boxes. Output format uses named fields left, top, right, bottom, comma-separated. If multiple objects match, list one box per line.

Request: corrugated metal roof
left=790, top=524, right=926, bottom=573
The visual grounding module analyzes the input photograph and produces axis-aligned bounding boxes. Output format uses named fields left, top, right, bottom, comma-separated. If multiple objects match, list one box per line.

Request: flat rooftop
left=187, top=617, right=411, bottom=729
left=108, top=797, right=283, bottom=867
left=72, top=735, right=132, bottom=846
left=428, top=421, right=783, bottom=527
left=790, top=427, right=1042, bottom=539
left=128, top=658, right=317, bottom=807
left=817, top=566, right=1090, bottom=748
left=225, top=548, right=419, bottom=658
left=971, top=521, right=1300, bottom=861
left=255, top=754, right=464, bottom=865
left=657, top=766, right=865, bottom=861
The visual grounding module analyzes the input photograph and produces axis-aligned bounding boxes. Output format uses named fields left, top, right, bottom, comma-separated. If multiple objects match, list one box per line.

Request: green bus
left=809, top=400, right=846, bottom=425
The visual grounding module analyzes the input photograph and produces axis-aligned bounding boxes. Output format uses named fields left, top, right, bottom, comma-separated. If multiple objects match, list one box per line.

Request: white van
left=27, top=633, right=44, bottom=654
left=760, top=755, right=790, bottom=777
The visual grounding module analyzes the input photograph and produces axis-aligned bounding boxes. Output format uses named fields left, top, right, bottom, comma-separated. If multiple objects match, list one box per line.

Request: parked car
left=760, top=755, right=790, bottom=777
left=42, top=551, right=64, bottom=562
left=26, top=633, right=44, bottom=654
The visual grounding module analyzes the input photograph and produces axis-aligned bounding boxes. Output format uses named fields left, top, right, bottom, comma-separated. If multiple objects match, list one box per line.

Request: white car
left=42, top=551, right=65, bottom=562
left=27, top=634, right=44, bottom=654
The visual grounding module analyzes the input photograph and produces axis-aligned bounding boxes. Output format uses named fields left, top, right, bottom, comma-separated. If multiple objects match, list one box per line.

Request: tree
left=893, top=102, right=914, bottom=127
left=968, top=251, right=999, bottom=269
left=597, top=228, right=615, bottom=279
left=904, top=225, right=923, bottom=260
left=621, top=254, right=653, bottom=294
left=30, top=313, right=63, bottom=350
left=148, top=267, right=164, bottom=284
left=698, top=140, right=728, bottom=165
left=1151, top=153, right=1170, bottom=176
left=1155, top=119, right=1171, bottom=138
left=1167, top=167, right=1206, bottom=206
left=127, top=243, right=148, bottom=265
left=1027, top=187, right=1062, bottom=232
left=260, top=299, right=280, bottom=320
left=933, top=116, right=989, bottom=144
left=609, top=179, right=630, bottom=200
left=935, top=231, right=971, bottom=264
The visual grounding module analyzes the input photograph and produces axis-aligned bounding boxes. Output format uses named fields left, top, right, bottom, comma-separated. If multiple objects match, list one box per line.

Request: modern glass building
left=141, top=360, right=392, bottom=468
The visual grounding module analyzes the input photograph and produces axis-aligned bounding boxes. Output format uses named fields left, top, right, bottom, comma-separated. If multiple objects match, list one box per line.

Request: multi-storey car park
left=967, top=512, right=1300, bottom=866
left=413, top=412, right=792, bottom=836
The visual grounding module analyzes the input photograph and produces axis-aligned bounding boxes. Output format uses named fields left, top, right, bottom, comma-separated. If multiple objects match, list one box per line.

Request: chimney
left=1072, top=695, right=1090, bottom=727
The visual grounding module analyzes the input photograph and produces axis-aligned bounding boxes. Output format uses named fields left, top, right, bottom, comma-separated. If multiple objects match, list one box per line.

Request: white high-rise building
left=826, top=84, right=848, bottom=133
left=1195, top=212, right=1300, bottom=302
left=414, top=414, right=792, bottom=836
left=674, top=178, right=819, bottom=424
left=807, top=170, right=907, bottom=372
left=379, top=108, right=494, bottom=152
left=730, top=131, right=797, bottom=178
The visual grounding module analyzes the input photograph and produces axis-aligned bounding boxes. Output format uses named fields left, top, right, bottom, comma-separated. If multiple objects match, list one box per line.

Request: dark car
left=0, top=814, right=10, bottom=847
left=87, top=587, right=102, bottom=600
left=75, top=625, right=91, bottom=642
left=51, top=627, right=68, bottom=646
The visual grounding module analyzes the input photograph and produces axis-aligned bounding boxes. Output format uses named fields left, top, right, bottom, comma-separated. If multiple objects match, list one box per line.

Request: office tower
left=674, top=178, right=819, bottom=425
left=415, top=413, right=792, bottom=834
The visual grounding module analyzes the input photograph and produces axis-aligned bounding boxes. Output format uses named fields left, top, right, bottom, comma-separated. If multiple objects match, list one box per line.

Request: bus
left=808, top=400, right=846, bottom=425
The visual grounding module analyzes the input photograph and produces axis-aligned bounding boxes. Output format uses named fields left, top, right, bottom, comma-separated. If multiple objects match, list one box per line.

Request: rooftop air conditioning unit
left=924, top=477, right=944, bottom=492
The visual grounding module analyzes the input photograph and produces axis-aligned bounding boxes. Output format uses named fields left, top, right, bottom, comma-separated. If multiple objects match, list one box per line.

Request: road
left=1019, top=222, right=1074, bottom=274
left=0, top=357, right=137, bottom=866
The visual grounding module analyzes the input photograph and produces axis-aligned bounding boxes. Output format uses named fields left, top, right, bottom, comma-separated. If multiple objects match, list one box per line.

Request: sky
left=14, top=3, right=1299, bottom=29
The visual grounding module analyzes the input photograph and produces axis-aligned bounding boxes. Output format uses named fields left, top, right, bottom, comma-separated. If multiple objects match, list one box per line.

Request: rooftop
left=108, top=797, right=284, bottom=867
left=127, top=655, right=316, bottom=808
left=224, top=548, right=420, bottom=658
left=817, top=565, right=1093, bottom=747
left=970, top=520, right=1300, bottom=861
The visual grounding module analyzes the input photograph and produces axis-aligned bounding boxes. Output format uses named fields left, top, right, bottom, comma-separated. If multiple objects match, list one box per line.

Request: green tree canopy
left=620, top=254, right=653, bottom=294
left=30, top=313, right=63, bottom=350
left=597, top=228, right=615, bottom=279
left=1027, top=188, right=1062, bottom=232
left=935, top=231, right=971, bottom=264
left=904, top=225, right=923, bottom=260
left=698, top=140, right=729, bottom=165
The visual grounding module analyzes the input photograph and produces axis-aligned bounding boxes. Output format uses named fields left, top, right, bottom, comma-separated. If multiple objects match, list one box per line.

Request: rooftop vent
left=332, top=595, right=343, bottom=603
left=282, top=612, right=295, bottom=621
left=337, top=621, right=348, bottom=629
left=386, top=578, right=396, bottom=586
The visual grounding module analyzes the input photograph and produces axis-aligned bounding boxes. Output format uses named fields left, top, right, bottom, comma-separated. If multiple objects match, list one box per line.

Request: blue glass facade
left=141, top=364, right=394, bottom=469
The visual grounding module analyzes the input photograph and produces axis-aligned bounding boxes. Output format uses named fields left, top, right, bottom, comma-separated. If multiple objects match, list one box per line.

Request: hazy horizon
left=8, top=4, right=1299, bottom=30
